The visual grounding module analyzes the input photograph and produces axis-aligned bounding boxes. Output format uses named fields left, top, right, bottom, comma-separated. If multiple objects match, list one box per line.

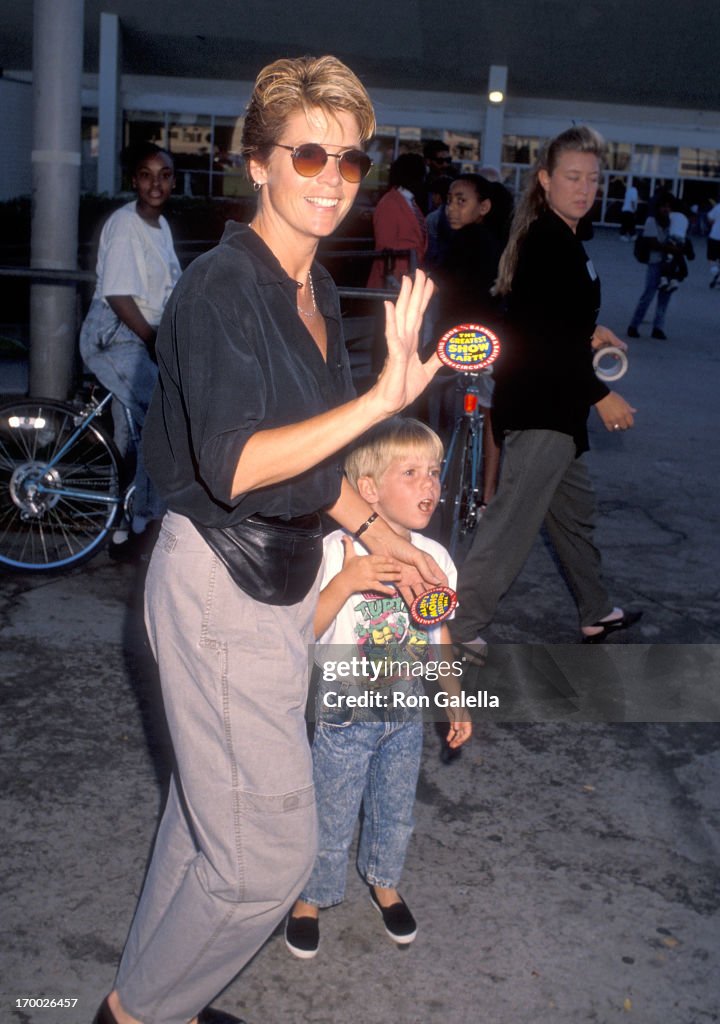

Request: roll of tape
left=593, top=346, right=628, bottom=382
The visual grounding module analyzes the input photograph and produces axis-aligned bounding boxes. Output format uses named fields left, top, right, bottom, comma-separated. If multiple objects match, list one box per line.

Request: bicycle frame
left=439, top=371, right=490, bottom=555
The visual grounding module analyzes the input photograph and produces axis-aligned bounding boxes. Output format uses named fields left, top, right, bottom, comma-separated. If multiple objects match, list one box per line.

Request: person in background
left=367, top=153, right=428, bottom=289
left=424, top=174, right=454, bottom=269
left=706, top=198, right=720, bottom=288
left=420, top=138, right=454, bottom=212
left=627, top=192, right=680, bottom=339
left=92, top=55, right=444, bottom=1024
left=657, top=198, right=693, bottom=293
left=285, top=418, right=471, bottom=960
left=431, top=173, right=505, bottom=503
left=450, top=126, right=641, bottom=658
left=619, top=179, right=639, bottom=240
left=79, top=142, right=180, bottom=559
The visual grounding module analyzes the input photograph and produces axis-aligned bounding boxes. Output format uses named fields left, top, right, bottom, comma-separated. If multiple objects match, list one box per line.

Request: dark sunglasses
left=275, top=143, right=373, bottom=183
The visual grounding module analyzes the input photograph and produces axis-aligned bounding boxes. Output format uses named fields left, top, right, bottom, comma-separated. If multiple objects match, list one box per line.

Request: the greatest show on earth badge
left=437, top=323, right=501, bottom=372
left=410, top=586, right=458, bottom=627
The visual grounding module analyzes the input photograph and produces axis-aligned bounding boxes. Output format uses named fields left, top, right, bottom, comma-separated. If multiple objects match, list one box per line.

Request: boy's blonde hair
left=345, top=417, right=444, bottom=488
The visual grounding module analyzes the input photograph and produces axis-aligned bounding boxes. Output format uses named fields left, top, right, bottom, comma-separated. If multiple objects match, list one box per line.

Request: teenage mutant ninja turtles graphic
left=352, top=592, right=432, bottom=664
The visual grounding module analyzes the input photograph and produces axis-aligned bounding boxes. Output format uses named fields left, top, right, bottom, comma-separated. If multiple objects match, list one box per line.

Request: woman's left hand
left=374, top=271, right=443, bottom=416
left=592, top=324, right=628, bottom=352
left=594, top=391, right=637, bottom=432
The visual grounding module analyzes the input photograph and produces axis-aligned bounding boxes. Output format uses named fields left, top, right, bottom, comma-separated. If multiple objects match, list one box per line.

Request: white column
left=481, top=65, right=508, bottom=174
left=97, top=12, right=121, bottom=196
left=29, top=0, right=85, bottom=400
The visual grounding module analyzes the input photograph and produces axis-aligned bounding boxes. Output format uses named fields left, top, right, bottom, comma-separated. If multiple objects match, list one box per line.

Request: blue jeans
left=79, top=298, right=164, bottom=526
left=629, top=262, right=673, bottom=331
left=300, top=681, right=424, bottom=906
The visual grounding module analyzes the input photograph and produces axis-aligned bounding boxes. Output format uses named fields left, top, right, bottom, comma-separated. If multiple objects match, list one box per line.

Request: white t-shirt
left=668, top=211, right=688, bottom=240
left=708, top=204, right=720, bottom=241
left=94, top=201, right=181, bottom=326
left=316, top=529, right=457, bottom=660
left=622, top=185, right=638, bottom=213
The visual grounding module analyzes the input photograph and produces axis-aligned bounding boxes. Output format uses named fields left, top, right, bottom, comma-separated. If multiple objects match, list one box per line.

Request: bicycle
left=432, top=323, right=501, bottom=558
left=436, top=329, right=630, bottom=558
left=0, top=387, right=138, bottom=571
left=437, top=369, right=493, bottom=557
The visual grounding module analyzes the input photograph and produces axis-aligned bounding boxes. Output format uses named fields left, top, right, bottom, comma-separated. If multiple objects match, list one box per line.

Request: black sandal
left=581, top=610, right=643, bottom=644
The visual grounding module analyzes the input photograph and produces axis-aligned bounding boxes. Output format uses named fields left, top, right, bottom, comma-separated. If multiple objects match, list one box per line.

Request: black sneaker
left=369, top=888, right=417, bottom=944
left=285, top=914, right=319, bottom=959
left=651, top=328, right=667, bottom=340
left=627, top=325, right=640, bottom=338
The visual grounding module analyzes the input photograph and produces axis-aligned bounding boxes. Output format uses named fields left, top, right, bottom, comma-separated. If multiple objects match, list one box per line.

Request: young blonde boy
left=285, top=418, right=471, bottom=959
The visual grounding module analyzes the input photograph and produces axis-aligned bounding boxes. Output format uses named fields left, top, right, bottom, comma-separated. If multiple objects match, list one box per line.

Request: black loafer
left=582, top=610, right=643, bottom=644
left=369, top=888, right=417, bottom=944
left=198, top=1009, right=248, bottom=1024
left=285, top=914, right=320, bottom=959
left=92, top=998, right=118, bottom=1024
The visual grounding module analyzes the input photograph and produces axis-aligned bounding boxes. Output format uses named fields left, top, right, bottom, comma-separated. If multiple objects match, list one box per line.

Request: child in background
left=285, top=418, right=471, bottom=959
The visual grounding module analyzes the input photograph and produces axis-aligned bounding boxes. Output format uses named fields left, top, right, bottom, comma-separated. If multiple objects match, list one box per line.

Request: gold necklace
left=297, top=271, right=317, bottom=318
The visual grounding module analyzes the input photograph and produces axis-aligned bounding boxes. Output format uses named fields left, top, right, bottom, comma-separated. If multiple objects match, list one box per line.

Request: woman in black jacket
left=450, top=126, right=641, bottom=651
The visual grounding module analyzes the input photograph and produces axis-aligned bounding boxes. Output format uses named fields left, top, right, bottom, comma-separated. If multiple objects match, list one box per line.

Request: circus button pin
left=410, top=586, right=458, bottom=626
left=436, top=323, right=501, bottom=372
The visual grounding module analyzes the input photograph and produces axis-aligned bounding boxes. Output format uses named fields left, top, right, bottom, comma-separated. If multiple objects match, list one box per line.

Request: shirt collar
left=218, top=221, right=338, bottom=317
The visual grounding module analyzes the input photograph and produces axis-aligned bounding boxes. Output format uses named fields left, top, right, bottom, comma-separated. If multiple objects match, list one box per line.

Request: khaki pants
left=115, top=512, right=319, bottom=1024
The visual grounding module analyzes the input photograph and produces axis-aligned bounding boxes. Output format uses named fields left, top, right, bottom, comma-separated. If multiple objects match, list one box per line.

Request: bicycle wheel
left=0, top=398, right=123, bottom=571
left=439, top=416, right=483, bottom=557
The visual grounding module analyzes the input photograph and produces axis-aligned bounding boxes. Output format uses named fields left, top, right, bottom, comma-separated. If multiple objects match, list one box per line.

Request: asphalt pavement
left=1, top=228, right=719, bottom=1024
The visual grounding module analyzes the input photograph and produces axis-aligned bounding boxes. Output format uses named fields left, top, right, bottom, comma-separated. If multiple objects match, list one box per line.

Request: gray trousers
left=115, top=512, right=319, bottom=1024
left=451, top=429, right=613, bottom=641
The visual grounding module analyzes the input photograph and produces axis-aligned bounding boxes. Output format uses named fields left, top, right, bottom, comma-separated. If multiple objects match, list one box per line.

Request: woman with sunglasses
left=93, top=56, right=443, bottom=1024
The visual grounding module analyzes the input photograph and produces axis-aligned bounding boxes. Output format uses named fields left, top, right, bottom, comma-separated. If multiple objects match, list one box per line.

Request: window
left=502, top=135, right=542, bottom=167
left=679, top=147, right=720, bottom=179
left=632, top=145, right=678, bottom=178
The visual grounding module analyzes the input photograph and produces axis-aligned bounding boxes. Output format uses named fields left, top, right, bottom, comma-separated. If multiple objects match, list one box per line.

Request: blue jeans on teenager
left=79, top=298, right=164, bottom=527
left=629, top=261, right=673, bottom=332
left=300, top=679, right=424, bottom=907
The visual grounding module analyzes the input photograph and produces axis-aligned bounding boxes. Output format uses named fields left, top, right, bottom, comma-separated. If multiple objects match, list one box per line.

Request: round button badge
left=410, top=586, right=458, bottom=627
left=437, top=323, right=501, bottom=372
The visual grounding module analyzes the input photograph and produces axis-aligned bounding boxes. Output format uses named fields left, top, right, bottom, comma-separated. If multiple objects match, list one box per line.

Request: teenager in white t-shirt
left=79, top=143, right=181, bottom=556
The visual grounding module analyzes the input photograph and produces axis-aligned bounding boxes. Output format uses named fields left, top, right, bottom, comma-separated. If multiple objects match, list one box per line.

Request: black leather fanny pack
left=195, top=512, right=323, bottom=606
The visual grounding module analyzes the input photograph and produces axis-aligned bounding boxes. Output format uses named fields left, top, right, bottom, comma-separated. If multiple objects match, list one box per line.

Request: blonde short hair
left=242, top=55, right=375, bottom=166
left=345, top=418, right=444, bottom=489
